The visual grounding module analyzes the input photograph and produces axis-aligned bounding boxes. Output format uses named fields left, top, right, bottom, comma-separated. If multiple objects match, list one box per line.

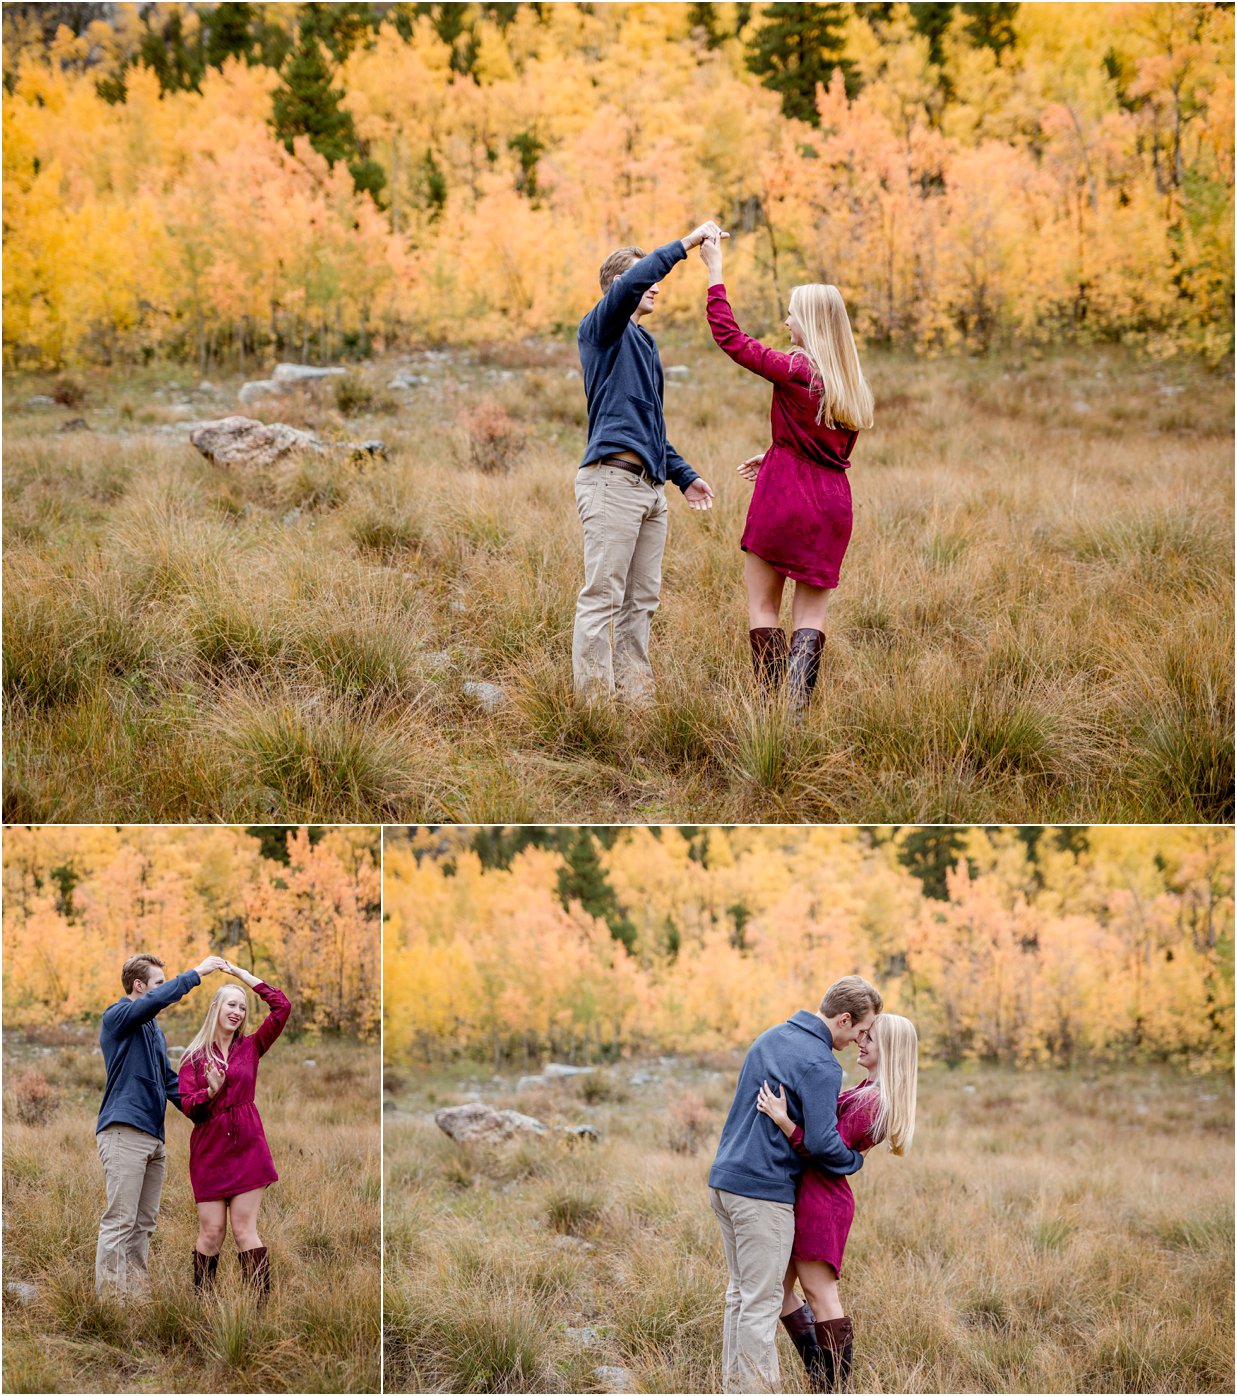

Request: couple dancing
left=94, top=952, right=290, bottom=1299
left=572, top=218, right=874, bottom=714
left=710, top=976, right=918, bottom=1392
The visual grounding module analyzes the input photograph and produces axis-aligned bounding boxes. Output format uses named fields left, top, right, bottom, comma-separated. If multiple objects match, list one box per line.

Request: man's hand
left=195, top=955, right=227, bottom=978
left=682, top=220, right=729, bottom=251
left=737, top=453, right=764, bottom=483
left=684, top=478, right=714, bottom=511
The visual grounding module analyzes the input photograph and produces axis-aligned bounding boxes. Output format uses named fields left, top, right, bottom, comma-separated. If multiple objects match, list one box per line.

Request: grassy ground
left=383, top=1057, right=1234, bottom=1394
left=2, top=1032, right=380, bottom=1394
left=3, top=339, right=1232, bottom=821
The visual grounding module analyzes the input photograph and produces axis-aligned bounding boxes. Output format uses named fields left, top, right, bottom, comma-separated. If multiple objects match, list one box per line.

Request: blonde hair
left=787, top=284, right=875, bottom=431
left=866, top=1013, right=918, bottom=1155
left=183, top=985, right=250, bottom=1067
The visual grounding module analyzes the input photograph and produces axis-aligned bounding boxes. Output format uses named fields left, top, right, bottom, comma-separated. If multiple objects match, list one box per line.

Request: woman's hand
left=205, top=1061, right=226, bottom=1096
left=756, top=1079, right=794, bottom=1136
left=737, top=452, right=764, bottom=483
left=221, top=959, right=260, bottom=988
left=698, top=234, right=724, bottom=277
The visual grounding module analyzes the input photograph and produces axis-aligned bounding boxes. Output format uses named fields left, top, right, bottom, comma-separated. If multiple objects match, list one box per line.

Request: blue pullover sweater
left=96, top=969, right=201, bottom=1141
left=708, top=1011, right=864, bottom=1204
left=577, top=239, right=699, bottom=491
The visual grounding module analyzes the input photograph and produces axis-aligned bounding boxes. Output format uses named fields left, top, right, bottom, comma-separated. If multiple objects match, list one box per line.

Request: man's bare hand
left=682, top=220, right=730, bottom=251
left=195, top=955, right=228, bottom=978
left=737, top=453, right=765, bottom=482
left=684, top=478, right=715, bottom=511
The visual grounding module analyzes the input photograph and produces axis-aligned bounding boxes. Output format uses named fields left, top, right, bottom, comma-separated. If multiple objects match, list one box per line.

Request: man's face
left=133, top=965, right=166, bottom=997
left=835, top=1008, right=877, bottom=1049
left=636, top=279, right=659, bottom=318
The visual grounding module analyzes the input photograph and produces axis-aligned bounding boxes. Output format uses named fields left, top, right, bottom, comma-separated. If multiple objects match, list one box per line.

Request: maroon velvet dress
left=178, top=982, right=290, bottom=1203
left=788, top=1081, right=879, bottom=1274
left=706, top=283, right=858, bottom=589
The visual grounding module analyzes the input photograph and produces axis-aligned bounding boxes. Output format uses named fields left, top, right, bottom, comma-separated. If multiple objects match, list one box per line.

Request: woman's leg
left=794, top=1259, right=843, bottom=1320
left=796, top=1260, right=852, bottom=1391
left=781, top=1259, right=804, bottom=1318
left=228, top=1187, right=265, bottom=1252
left=745, top=553, right=786, bottom=629
left=789, top=581, right=834, bottom=633
left=195, top=1200, right=227, bottom=1257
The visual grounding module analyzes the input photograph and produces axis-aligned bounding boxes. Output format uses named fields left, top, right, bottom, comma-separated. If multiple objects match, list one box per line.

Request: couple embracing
left=710, top=977, right=918, bottom=1393
left=572, top=219, right=873, bottom=714
left=94, top=952, right=290, bottom=1299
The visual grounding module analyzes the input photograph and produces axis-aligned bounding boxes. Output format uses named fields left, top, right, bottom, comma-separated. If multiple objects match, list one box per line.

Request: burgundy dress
left=178, top=982, right=290, bottom=1203
left=706, top=283, right=858, bottom=589
left=788, top=1081, right=879, bottom=1274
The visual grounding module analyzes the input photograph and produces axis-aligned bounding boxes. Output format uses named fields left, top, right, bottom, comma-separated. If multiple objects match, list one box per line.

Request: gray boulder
left=462, top=680, right=505, bottom=713
left=190, top=416, right=322, bottom=472
left=273, top=362, right=348, bottom=384
left=594, top=1365, right=636, bottom=1392
left=435, top=1103, right=548, bottom=1144
left=25, top=394, right=56, bottom=408
left=5, top=1282, right=37, bottom=1305
left=238, top=379, right=281, bottom=404
left=543, top=1063, right=596, bottom=1080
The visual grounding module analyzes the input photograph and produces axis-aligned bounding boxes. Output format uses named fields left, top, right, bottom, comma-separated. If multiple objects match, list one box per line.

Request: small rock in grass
left=25, top=394, right=56, bottom=408
left=665, top=365, right=690, bottom=380
left=561, top=1124, right=601, bottom=1143
left=5, top=1282, right=37, bottom=1305
left=543, top=1063, right=596, bottom=1080
left=238, top=379, right=282, bottom=404
left=272, top=363, right=347, bottom=384
left=435, top=1102, right=548, bottom=1144
left=594, top=1365, right=636, bottom=1392
left=566, top=1326, right=599, bottom=1347
left=60, top=417, right=89, bottom=432
left=303, top=1059, right=317, bottom=1068
left=554, top=1234, right=595, bottom=1254
left=463, top=680, right=505, bottom=712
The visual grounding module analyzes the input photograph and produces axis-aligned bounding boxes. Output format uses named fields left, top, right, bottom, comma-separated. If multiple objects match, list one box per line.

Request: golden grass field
left=1, top=1032, right=380, bottom=1394
left=3, top=336, right=1232, bottom=822
left=383, top=1056, right=1234, bottom=1394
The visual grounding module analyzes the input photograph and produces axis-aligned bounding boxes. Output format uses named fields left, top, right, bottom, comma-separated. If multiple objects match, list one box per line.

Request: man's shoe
left=787, top=628, right=825, bottom=718
left=237, top=1246, right=270, bottom=1301
left=749, top=627, right=788, bottom=700
left=192, top=1250, right=218, bottom=1290
left=814, top=1316, right=854, bottom=1392
left=780, top=1302, right=827, bottom=1391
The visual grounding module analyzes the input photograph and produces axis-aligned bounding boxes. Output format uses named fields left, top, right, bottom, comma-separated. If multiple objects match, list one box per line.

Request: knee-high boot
left=238, top=1246, right=270, bottom=1302
left=813, top=1315, right=854, bottom=1392
left=780, top=1302, right=828, bottom=1391
left=787, top=628, right=825, bottom=717
left=192, top=1250, right=219, bottom=1290
left=749, top=627, right=789, bottom=700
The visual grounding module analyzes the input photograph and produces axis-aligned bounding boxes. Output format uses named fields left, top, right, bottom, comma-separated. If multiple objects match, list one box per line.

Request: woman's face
left=219, top=989, right=247, bottom=1033
left=785, top=306, right=805, bottom=347
left=857, top=1031, right=880, bottom=1073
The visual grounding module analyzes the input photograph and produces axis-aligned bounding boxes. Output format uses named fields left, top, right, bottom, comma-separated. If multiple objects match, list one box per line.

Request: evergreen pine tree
left=896, top=827, right=970, bottom=900
left=205, top=1, right=256, bottom=70
left=556, top=831, right=637, bottom=953
left=746, top=2, right=855, bottom=124
left=961, top=1, right=1018, bottom=56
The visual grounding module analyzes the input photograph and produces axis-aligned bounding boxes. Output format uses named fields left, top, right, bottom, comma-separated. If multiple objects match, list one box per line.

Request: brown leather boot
left=780, top=1302, right=828, bottom=1391
left=192, top=1250, right=219, bottom=1290
left=788, top=628, right=825, bottom=718
left=237, top=1246, right=270, bottom=1301
left=749, top=627, right=788, bottom=700
left=814, top=1315, right=854, bottom=1392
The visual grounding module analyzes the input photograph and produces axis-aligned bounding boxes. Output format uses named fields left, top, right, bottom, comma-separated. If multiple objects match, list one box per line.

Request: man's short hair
left=599, top=246, right=645, bottom=292
left=820, top=975, right=882, bottom=1022
left=122, top=954, right=165, bottom=994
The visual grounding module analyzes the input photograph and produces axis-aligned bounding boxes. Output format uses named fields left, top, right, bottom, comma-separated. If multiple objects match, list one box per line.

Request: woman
left=699, top=235, right=874, bottom=715
left=756, top=1013, right=918, bottom=1392
left=178, top=959, right=290, bottom=1297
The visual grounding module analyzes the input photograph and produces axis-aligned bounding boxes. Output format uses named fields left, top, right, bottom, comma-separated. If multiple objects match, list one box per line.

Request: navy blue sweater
left=577, top=239, right=699, bottom=491
left=708, top=1011, right=864, bottom=1204
left=96, top=969, right=201, bottom=1141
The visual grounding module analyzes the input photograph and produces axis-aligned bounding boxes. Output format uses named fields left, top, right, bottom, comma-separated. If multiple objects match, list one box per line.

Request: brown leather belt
left=586, top=455, right=657, bottom=484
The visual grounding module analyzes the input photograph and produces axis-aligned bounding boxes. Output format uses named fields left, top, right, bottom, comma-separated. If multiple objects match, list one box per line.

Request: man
left=708, top=976, right=883, bottom=1393
left=572, top=221, right=724, bottom=703
left=95, top=951, right=225, bottom=1297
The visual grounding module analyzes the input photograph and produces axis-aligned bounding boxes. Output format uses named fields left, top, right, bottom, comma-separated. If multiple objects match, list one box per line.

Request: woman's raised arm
left=251, top=982, right=291, bottom=1057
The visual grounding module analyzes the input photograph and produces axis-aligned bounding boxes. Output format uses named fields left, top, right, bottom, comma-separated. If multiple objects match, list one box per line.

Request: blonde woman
left=178, top=960, right=290, bottom=1297
left=757, top=1013, right=918, bottom=1392
left=699, top=235, right=874, bottom=713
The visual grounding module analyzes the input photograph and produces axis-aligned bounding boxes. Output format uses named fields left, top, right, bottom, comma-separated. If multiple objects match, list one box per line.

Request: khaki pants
left=710, top=1188, right=797, bottom=1394
left=95, top=1123, right=166, bottom=1297
left=572, top=464, right=668, bottom=702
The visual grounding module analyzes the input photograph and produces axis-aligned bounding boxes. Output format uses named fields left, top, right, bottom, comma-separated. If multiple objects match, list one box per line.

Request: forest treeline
left=384, top=825, right=1234, bottom=1070
left=2, top=825, right=381, bottom=1037
left=3, top=2, right=1232, bottom=367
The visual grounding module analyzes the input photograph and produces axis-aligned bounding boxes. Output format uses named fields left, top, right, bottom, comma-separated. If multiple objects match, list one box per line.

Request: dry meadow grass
left=1, top=1033, right=380, bottom=1394
left=3, top=339, right=1232, bottom=821
left=384, top=1058, right=1234, bottom=1394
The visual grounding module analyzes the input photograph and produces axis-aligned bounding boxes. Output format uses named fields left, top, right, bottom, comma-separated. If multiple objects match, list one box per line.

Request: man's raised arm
left=102, top=957, right=220, bottom=1037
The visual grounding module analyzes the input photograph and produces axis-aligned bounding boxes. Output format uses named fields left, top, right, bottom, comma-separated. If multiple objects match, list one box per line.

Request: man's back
left=97, top=970, right=200, bottom=1140
left=709, top=1010, right=863, bottom=1204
